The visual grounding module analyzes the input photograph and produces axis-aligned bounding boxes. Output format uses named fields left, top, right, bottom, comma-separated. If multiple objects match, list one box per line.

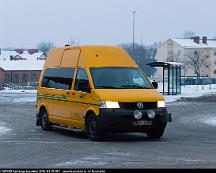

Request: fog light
left=134, top=110, right=142, bottom=120
left=147, top=110, right=156, bottom=119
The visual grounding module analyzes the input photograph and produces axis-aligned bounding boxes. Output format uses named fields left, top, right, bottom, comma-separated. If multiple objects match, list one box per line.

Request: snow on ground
left=163, top=84, right=216, bottom=103
left=0, top=126, right=11, bottom=137
left=0, top=89, right=37, bottom=94
left=13, top=97, right=36, bottom=103
left=203, top=117, right=216, bottom=126
left=0, top=85, right=216, bottom=134
left=0, top=84, right=216, bottom=104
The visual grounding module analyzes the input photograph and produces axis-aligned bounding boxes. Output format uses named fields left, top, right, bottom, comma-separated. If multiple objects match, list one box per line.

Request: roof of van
left=45, top=45, right=138, bottom=68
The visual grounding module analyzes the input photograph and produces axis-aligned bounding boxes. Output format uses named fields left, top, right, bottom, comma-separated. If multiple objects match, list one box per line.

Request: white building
left=155, top=37, right=216, bottom=79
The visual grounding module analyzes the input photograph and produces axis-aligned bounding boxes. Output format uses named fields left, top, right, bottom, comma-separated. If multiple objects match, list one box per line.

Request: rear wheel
left=86, top=114, right=104, bottom=141
left=40, top=108, right=53, bottom=131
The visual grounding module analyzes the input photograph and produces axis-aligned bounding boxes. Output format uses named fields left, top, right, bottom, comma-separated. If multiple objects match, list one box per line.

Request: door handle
left=80, top=93, right=86, bottom=98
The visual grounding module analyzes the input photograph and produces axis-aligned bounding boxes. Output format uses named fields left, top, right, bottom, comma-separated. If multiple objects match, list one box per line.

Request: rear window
left=42, top=68, right=74, bottom=90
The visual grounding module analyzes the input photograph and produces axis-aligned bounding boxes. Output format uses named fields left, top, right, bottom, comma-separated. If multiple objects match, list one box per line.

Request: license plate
left=133, top=120, right=152, bottom=126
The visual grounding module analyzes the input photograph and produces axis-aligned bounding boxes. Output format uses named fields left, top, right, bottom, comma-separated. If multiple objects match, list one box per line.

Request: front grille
left=120, top=102, right=157, bottom=110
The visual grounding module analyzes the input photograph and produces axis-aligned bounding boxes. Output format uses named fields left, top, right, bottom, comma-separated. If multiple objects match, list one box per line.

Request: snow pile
left=164, top=84, right=216, bottom=103
left=203, top=117, right=216, bottom=126
left=0, top=126, right=10, bottom=137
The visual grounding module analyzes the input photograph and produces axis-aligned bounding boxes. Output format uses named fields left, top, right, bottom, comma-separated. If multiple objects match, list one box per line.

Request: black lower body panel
left=97, top=108, right=170, bottom=133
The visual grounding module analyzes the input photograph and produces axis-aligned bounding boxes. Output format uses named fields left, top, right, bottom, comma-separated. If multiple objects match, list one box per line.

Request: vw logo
left=137, top=102, right=143, bottom=109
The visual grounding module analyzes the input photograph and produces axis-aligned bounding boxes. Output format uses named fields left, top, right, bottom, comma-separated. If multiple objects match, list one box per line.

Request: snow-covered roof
left=0, top=50, right=44, bottom=60
left=166, top=61, right=183, bottom=66
left=172, top=38, right=216, bottom=48
left=0, top=50, right=45, bottom=71
left=0, top=60, right=45, bottom=71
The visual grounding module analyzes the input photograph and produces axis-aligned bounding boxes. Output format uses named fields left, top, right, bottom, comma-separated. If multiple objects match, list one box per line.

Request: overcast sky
left=0, top=0, right=216, bottom=48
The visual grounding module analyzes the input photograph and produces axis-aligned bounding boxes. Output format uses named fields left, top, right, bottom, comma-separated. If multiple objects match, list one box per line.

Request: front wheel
left=146, top=129, right=165, bottom=139
left=40, top=109, right=53, bottom=131
left=86, top=114, right=104, bottom=141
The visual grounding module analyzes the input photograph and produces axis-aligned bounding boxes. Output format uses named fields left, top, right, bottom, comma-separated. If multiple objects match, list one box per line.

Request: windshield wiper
left=96, top=86, right=121, bottom=89
left=121, top=84, right=152, bottom=89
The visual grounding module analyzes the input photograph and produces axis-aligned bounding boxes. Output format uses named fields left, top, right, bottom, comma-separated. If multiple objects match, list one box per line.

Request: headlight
left=157, top=101, right=165, bottom=108
left=100, top=101, right=120, bottom=108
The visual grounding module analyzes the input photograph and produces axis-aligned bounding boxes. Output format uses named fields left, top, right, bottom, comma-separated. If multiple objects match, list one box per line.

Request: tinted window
left=22, top=74, right=29, bottom=82
left=31, top=74, right=37, bottom=82
left=75, top=69, right=90, bottom=91
left=42, top=68, right=74, bottom=90
left=4, top=74, right=11, bottom=83
left=90, top=67, right=152, bottom=89
left=13, top=74, right=19, bottom=83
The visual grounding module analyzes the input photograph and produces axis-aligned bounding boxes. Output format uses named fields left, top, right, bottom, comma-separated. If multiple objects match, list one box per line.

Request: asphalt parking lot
left=0, top=92, right=216, bottom=168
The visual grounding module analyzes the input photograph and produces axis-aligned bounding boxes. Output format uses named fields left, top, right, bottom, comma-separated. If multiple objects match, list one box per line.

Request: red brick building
left=0, top=49, right=46, bottom=89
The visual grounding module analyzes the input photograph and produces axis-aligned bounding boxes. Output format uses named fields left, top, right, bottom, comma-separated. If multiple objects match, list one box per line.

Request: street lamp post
left=132, top=10, right=136, bottom=50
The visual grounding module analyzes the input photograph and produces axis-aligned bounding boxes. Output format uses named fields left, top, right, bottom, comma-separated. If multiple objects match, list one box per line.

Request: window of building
left=214, top=60, right=216, bottom=65
left=42, top=68, right=74, bottom=90
left=22, top=74, right=29, bottom=83
left=4, top=73, right=11, bottom=83
left=31, top=74, right=37, bottom=82
left=194, top=51, right=198, bottom=55
left=214, top=70, right=216, bottom=74
left=214, top=51, right=216, bottom=56
left=13, top=74, right=19, bottom=83
left=168, top=51, right=174, bottom=56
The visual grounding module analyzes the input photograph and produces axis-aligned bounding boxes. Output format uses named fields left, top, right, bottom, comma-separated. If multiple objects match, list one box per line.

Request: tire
left=40, top=108, right=53, bottom=131
left=86, top=114, right=104, bottom=141
left=147, top=129, right=165, bottom=139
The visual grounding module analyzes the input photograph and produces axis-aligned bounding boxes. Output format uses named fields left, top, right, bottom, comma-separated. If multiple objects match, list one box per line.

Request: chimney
left=15, top=49, right=23, bottom=54
left=10, top=55, right=14, bottom=60
left=28, top=49, right=36, bottom=55
left=202, top=36, right=207, bottom=44
left=192, top=36, right=200, bottom=44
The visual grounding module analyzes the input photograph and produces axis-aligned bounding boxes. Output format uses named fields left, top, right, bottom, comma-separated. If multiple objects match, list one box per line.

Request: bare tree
left=37, top=41, right=55, bottom=56
left=120, top=43, right=156, bottom=76
left=185, top=51, right=205, bottom=79
left=183, top=30, right=196, bottom=38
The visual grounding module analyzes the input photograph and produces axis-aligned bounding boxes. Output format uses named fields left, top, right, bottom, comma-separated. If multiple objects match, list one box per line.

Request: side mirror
left=152, top=81, right=158, bottom=89
left=79, top=80, right=91, bottom=93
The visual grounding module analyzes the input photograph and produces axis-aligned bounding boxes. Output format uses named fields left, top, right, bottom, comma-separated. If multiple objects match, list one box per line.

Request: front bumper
left=97, top=108, right=171, bottom=133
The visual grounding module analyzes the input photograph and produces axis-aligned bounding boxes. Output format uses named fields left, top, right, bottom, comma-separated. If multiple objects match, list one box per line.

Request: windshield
left=90, top=67, right=153, bottom=89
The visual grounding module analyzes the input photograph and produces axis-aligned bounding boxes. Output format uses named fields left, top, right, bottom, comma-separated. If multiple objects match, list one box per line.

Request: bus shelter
left=147, top=61, right=182, bottom=95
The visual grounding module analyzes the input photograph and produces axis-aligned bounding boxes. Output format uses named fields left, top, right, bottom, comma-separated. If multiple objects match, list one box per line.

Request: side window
left=22, top=74, right=29, bottom=83
left=4, top=74, right=11, bottom=83
left=31, top=74, right=37, bottom=82
left=13, top=74, right=19, bottom=83
left=42, top=68, right=74, bottom=90
left=75, top=69, right=90, bottom=92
